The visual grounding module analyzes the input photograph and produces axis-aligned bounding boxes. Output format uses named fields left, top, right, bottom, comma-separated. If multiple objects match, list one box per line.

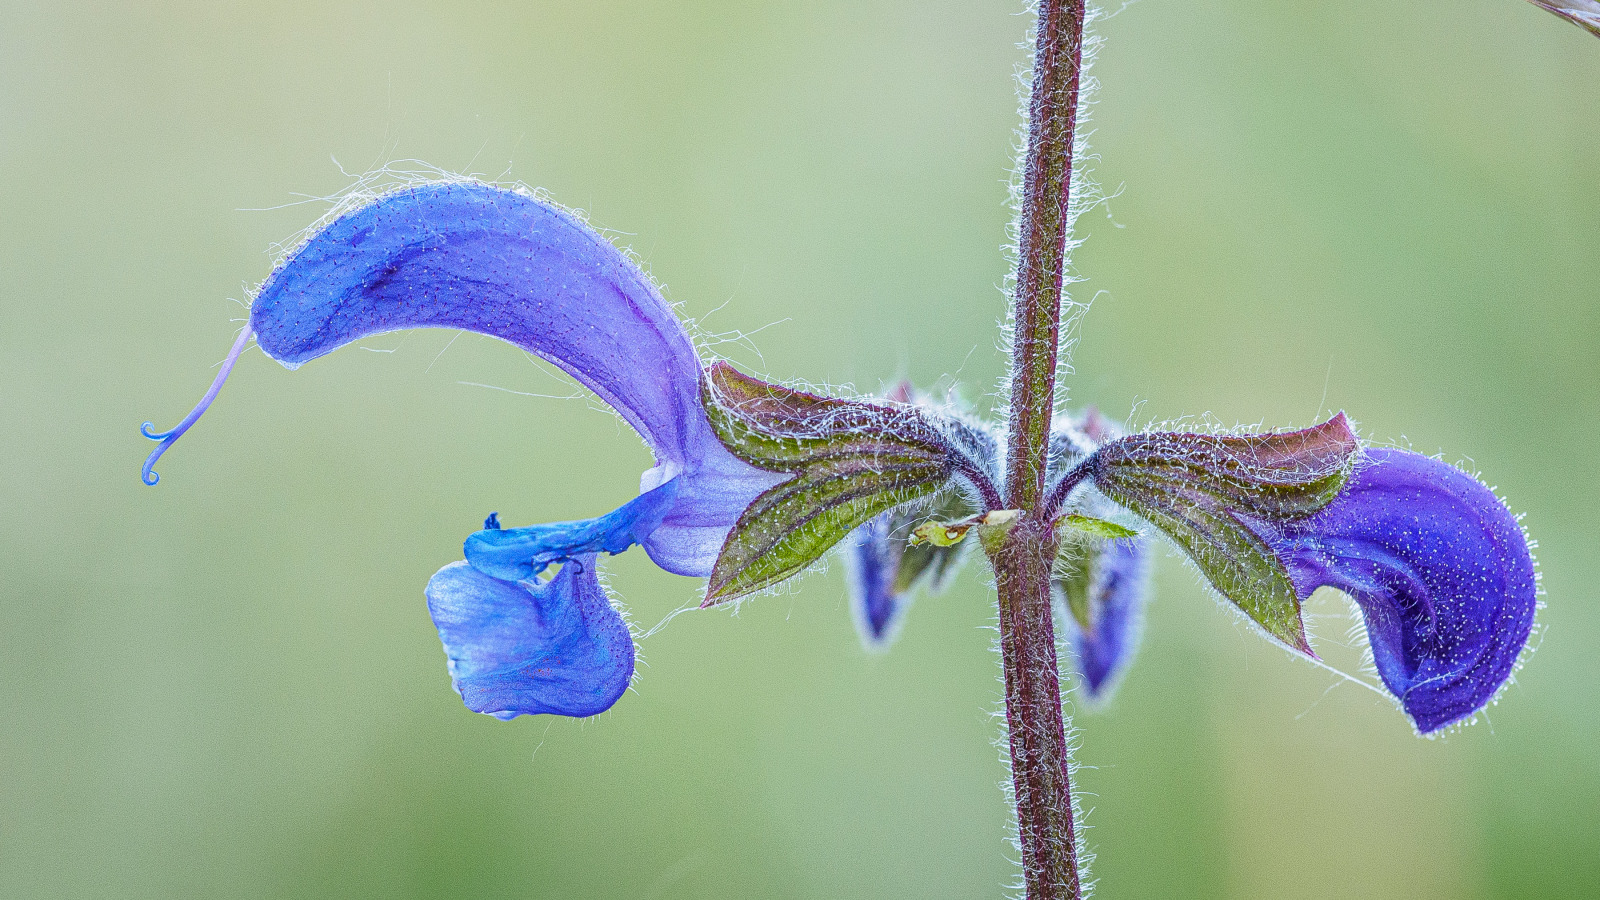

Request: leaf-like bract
left=1090, top=414, right=1359, bottom=652
left=702, top=362, right=957, bottom=603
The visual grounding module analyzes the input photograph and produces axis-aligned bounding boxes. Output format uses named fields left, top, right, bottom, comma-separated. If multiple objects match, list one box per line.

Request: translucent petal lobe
left=425, top=557, right=634, bottom=719
left=641, top=452, right=785, bottom=577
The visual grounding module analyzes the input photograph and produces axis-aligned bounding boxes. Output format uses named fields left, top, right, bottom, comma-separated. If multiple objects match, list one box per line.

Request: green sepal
left=1089, top=413, right=1359, bottom=653
left=1054, top=546, right=1095, bottom=633
left=1058, top=514, right=1139, bottom=541
left=702, top=363, right=956, bottom=604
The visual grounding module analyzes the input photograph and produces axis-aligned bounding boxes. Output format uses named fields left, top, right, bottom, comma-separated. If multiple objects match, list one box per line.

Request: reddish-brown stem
left=987, top=517, right=1075, bottom=898
left=1004, top=0, right=1084, bottom=511
left=987, top=2, right=1087, bottom=899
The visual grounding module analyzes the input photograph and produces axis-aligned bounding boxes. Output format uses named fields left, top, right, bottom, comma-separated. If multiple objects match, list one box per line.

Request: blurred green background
left=3, top=1, right=1597, bottom=897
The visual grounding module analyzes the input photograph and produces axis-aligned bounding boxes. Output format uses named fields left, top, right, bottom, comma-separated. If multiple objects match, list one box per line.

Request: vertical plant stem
left=987, top=516, right=1076, bottom=899
left=1006, top=0, right=1083, bottom=505
left=989, top=1, right=1086, bottom=899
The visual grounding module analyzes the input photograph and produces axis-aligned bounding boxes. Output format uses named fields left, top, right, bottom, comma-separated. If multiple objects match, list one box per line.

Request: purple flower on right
left=1252, top=448, right=1537, bottom=733
left=1075, top=414, right=1537, bottom=735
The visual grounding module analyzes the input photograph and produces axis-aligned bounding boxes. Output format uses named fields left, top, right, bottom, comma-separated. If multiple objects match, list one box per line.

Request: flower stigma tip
left=140, top=326, right=254, bottom=486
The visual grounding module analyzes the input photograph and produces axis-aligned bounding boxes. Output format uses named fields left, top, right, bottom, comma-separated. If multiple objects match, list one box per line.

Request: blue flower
left=144, top=179, right=782, bottom=718
left=1077, top=417, right=1538, bottom=734
left=1246, top=448, right=1538, bottom=733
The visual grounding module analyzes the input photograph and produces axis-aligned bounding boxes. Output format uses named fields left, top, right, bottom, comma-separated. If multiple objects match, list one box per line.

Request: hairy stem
left=990, top=1, right=1087, bottom=899
left=1041, top=455, right=1097, bottom=523
left=988, top=518, right=1075, bottom=899
left=1005, top=0, right=1083, bottom=510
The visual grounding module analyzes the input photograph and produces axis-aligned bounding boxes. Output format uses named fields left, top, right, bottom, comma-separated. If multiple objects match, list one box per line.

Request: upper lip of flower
left=146, top=179, right=785, bottom=577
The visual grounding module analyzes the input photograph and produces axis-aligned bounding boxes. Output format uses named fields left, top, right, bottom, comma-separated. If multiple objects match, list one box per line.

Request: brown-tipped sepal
left=1089, top=414, right=1360, bottom=654
left=701, top=363, right=960, bottom=604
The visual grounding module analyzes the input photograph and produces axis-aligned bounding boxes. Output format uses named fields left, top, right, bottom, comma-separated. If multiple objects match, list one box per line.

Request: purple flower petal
left=641, top=447, right=782, bottom=576
left=846, top=514, right=907, bottom=649
left=1250, top=448, right=1537, bottom=733
left=1056, top=535, right=1151, bottom=702
left=464, top=480, right=677, bottom=582
left=425, top=556, right=633, bottom=719
left=249, top=180, right=778, bottom=574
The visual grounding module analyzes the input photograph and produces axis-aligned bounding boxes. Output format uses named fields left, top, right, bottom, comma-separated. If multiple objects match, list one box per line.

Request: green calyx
left=702, top=362, right=957, bottom=604
left=1090, top=413, right=1359, bottom=653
